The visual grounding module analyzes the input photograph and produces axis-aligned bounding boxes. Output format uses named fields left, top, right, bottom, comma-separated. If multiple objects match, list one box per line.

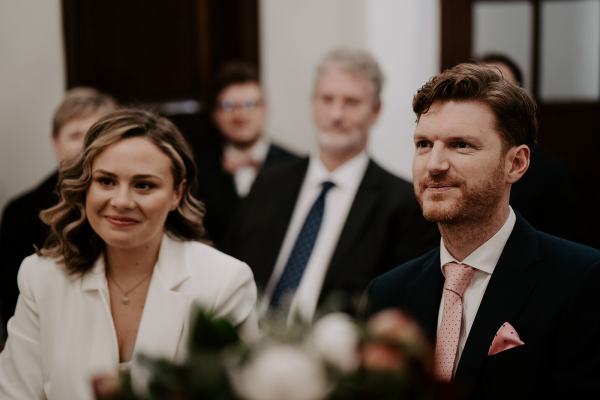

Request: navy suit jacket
left=197, top=142, right=299, bottom=247
left=367, top=214, right=600, bottom=399
left=224, top=157, right=439, bottom=312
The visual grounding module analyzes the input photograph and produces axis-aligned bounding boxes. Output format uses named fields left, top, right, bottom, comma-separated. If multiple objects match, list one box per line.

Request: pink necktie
left=434, top=262, right=476, bottom=381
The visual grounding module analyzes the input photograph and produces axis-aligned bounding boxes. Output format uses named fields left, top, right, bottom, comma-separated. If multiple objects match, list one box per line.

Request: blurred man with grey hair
left=225, top=48, right=437, bottom=320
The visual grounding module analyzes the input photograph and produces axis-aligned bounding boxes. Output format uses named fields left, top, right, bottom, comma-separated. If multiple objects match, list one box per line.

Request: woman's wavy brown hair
left=39, top=108, right=207, bottom=275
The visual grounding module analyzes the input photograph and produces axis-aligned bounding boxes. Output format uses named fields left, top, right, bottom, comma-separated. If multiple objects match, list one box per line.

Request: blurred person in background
left=225, top=48, right=438, bottom=321
left=477, top=53, right=587, bottom=246
left=0, top=87, right=117, bottom=335
left=197, top=62, right=298, bottom=247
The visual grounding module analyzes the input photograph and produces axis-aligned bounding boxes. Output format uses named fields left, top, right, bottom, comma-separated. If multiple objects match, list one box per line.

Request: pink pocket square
left=488, top=322, right=525, bottom=356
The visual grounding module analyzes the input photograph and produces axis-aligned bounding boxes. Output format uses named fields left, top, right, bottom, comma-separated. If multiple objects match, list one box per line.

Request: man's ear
left=505, top=145, right=530, bottom=184
left=373, top=100, right=382, bottom=116
left=369, top=100, right=382, bottom=125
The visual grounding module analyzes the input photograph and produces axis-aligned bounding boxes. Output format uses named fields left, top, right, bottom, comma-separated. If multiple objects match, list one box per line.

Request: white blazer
left=0, top=235, right=258, bottom=400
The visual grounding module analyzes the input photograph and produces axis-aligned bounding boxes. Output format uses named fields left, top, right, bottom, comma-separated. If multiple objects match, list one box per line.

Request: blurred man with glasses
left=197, top=62, right=298, bottom=246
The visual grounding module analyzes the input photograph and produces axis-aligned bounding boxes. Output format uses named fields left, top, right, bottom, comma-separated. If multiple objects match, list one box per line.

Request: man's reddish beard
left=414, top=162, right=505, bottom=225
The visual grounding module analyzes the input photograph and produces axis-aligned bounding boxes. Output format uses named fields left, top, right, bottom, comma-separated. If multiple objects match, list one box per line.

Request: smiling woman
left=0, top=109, right=259, bottom=400
left=86, top=137, right=184, bottom=256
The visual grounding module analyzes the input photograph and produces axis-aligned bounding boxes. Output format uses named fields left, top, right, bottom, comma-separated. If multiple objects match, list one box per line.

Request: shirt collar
left=224, top=137, right=269, bottom=164
left=306, top=151, right=369, bottom=190
left=440, top=207, right=516, bottom=276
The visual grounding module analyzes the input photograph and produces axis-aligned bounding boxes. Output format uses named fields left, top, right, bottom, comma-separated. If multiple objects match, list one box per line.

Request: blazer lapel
left=454, top=216, right=543, bottom=394
left=80, top=257, right=120, bottom=373
left=319, top=161, right=380, bottom=300
left=133, top=236, right=192, bottom=362
left=251, top=159, right=308, bottom=286
left=405, top=250, right=444, bottom=341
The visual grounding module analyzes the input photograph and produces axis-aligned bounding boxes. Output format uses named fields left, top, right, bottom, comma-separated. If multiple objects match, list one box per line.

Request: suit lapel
left=263, top=143, right=280, bottom=166
left=454, top=216, right=543, bottom=393
left=133, top=236, right=192, bottom=362
left=405, top=251, right=444, bottom=341
left=252, top=159, right=308, bottom=286
left=319, top=161, right=381, bottom=300
left=80, top=257, right=120, bottom=372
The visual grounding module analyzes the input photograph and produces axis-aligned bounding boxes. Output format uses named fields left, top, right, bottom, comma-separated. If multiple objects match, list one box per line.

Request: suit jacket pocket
left=475, top=345, right=532, bottom=399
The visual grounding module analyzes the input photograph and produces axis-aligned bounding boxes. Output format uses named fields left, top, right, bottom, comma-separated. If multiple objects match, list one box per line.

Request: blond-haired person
left=1, top=87, right=117, bottom=333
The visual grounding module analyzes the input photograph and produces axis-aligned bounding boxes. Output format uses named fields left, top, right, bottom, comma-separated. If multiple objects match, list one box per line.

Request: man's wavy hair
left=40, top=108, right=207, bottom=275
left=413, top=63, right=538, bottom=150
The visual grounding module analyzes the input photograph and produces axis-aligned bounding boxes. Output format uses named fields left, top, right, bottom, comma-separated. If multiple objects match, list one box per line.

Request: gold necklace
left=108, top=271, right=152, bottom=305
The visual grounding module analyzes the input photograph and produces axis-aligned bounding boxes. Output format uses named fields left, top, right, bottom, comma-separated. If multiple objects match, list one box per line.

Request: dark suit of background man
left=225, top=48, right=438, bottom=321
left=196, top=63, right=298, bottom=247
left=477, top=53, right=588, bottom=247
left=367, top=63, right=600, bottom=399
left=0, top=88, right=117, bottom=338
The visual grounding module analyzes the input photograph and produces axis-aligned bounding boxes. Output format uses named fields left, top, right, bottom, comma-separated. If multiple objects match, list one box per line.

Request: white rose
left=231, top=343, right=329, bottom=400
left=310, top=313, right=360, bottom=373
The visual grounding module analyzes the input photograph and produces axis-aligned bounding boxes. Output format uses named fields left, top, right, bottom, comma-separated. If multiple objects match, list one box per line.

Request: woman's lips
left=106, top=216, right=139, bottom=227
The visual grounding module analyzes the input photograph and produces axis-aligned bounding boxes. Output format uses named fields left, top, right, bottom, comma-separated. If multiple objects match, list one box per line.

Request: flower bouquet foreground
left=104, top=308, right=442, bottom=400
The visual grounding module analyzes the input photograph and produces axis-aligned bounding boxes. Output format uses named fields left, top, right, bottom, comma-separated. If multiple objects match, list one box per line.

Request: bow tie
left=222, top=150, right=261, bottom=174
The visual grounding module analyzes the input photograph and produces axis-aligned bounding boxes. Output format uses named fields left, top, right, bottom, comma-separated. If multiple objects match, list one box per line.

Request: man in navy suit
left=367, top=63, right=600, bottom=398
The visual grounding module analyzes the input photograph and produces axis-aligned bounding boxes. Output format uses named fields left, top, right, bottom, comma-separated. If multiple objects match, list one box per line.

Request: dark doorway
left=62, top=0, right=260, bottom=153
left=441, top=0, right=600, bottom=248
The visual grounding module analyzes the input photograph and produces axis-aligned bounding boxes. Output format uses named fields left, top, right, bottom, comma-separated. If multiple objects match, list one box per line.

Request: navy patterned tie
left=269, top=181, right=335, bottom=309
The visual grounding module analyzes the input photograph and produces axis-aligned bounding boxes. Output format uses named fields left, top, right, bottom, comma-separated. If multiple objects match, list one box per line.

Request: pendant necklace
left=108, top=271, right=152, bottom=305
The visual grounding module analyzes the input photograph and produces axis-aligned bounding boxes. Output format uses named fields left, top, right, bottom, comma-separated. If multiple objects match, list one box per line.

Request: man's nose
left=426, top=143, right=450, bottom=174
left=327, top=100, right=344, bottom=121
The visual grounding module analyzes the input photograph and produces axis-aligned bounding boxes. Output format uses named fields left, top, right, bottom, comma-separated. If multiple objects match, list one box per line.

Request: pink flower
left=364, top=309, right=433, bottom=372
left=368, top=309, right=422, bottom=342
left=361, top=343, right=405, bottom=371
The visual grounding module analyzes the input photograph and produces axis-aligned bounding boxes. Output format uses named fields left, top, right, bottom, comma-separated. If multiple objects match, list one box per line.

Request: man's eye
left=415, top=140, right=431, bottom=149
left=452, top=141, right=471, bottom=149
left=345, top=98, right=360, bottom=107
left=69, top=131, right=85, bottom=141
left=319, top=95, right=334, bottom=104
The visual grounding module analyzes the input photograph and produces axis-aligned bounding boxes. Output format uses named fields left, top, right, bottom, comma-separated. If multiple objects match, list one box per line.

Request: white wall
left=0, top=0, right=65, bottom=212
left=261, top=0, right=440, bottom=180
left=473, top=2, right=533, bottom=93
left=540, top=0, right=600, bottom=100
left=260, top=0, right=367, bottom=154
left=367, top=0, right=439, bottom=179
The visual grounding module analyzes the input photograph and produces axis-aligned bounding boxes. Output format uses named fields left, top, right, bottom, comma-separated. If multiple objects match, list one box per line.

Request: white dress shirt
left=261, top=151, right=369, bottom=321
left=437, top=207, right=516, bottom=372
left=224, top=138, right=269, bottom=197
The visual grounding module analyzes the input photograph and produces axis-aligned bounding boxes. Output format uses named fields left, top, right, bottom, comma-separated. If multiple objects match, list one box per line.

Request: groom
left=367, top=63, right=600, bottom=399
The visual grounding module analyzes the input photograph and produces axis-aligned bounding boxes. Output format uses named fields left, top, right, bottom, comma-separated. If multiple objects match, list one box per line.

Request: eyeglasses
left=217, top=99, right=262, bottom=112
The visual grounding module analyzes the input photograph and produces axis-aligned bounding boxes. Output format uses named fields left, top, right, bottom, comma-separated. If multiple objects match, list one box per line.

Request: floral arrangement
left=106, top=308, right=437, bottom=400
